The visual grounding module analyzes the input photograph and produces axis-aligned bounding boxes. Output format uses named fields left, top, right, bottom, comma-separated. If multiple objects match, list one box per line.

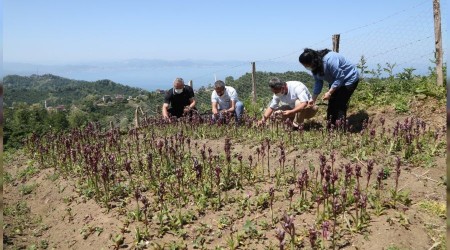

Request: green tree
left=68, top=108, right=89, bottom=128
left=47, top=111, right=69, bottom=131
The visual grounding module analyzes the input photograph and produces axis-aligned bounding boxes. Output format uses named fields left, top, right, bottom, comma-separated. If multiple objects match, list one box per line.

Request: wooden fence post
left=251, top=62, right=256, bottom=103
left=134, top=107, right=140, bottom=128
left=332, top=34, right=340, bottom=52
left=433, top=0, right=443, bottom=86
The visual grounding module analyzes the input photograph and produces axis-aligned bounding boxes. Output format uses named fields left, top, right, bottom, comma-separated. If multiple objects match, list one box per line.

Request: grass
left=3, top=201, right=36, bottom=242
left=19, top=183, right=38, bottom=195
left=418, top=199, right=447, bottom=250
left=3, top=171, right=14, bottom=184
left=4, top=200, right=30, bottom=217
left=17, top=164, right=39, bottom=182
left=386, top=245, right=402, bottom=250
left=418, top=200, right=446, bottom=218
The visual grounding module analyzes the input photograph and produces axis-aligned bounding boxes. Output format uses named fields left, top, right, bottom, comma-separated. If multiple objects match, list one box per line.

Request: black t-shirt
left=164, top=85, right=195, bottom=117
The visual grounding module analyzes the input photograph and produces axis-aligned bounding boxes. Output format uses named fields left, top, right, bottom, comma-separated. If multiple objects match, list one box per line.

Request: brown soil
left=4, top=96, right=446, bottom=250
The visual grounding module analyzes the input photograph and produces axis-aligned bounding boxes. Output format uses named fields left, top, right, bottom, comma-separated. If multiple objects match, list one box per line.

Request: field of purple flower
left=4, top=96, right=446, bottom=250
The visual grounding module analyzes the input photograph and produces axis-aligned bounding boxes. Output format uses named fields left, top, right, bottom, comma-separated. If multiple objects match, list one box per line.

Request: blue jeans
left=213, top=101, right=244, bottom=124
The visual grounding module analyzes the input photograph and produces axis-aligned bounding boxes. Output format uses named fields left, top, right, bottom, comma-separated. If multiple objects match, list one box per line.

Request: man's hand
left=273, top=110, right=283, bottom=119
left=307, top=100, right=315, bottom=107
left=163, top=115, right=171, bottom=123
left=257, top=119, right=266, bottom=126
left=183, top=106, right=191, bottom=113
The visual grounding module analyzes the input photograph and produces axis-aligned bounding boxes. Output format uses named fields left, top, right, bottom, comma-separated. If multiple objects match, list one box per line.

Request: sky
left=3, top=0, right=448, bottom=90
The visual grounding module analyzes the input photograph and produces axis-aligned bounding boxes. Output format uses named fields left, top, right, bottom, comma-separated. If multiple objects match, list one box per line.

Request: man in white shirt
left=258, top=77, right=318, bottom=128
left=211, top=80, right=244, bottom=124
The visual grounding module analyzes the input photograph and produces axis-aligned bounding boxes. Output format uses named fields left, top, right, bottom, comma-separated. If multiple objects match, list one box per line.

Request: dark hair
left=299, top=48, right=330, bottom=76
left=268, top=77, right=285, bottom=89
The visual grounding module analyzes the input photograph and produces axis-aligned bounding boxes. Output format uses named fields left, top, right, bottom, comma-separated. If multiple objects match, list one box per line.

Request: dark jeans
left=327, top=81, right=358, bottom=127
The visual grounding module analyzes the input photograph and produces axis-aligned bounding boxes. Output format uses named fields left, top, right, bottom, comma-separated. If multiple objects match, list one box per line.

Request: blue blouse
left=313, top=51, right=359, bottom=95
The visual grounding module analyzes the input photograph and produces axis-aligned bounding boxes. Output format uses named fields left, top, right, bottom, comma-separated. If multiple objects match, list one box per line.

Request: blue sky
left=3, top=0, right=447, bottom=90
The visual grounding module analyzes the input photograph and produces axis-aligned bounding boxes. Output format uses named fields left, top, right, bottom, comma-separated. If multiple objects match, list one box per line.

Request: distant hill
left=3, top=74, right=148, bottom=107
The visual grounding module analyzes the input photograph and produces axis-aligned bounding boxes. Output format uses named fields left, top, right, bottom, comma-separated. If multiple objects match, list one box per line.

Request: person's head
left=214, top=80, right=226, bottom=97
left=173, top=77, right=185, bottom=94
left=299, top=48, right=330, bottom=75
left=268, top=77, right=287, bottom=97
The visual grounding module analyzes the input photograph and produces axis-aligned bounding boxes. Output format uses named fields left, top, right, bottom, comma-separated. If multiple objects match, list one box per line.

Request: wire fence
left=192, top=0, right=447, bottom=84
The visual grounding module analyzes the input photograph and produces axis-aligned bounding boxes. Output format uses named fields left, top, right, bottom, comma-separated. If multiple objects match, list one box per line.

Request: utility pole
left=433, top=0, right=443, bottom=85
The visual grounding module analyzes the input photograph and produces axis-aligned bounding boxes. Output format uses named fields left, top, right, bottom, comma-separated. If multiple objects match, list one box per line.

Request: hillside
left=3, top=72, right=313, bottom=109
left=3, top=74, right=148, bottom=107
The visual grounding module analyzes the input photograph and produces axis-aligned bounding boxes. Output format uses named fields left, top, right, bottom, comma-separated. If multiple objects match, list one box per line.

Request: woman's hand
left=322, top=91, right=332, bottom=100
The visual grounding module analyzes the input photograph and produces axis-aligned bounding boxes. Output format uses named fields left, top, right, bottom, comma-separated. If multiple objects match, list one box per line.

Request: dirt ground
left=3, top=97, right=446, bottom=250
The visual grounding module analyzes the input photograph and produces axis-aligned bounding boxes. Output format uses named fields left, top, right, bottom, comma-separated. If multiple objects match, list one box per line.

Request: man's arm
left=212, top=102, right=219, bottom=115
left=186, top=86, right=196, bottom=109
left=282, top=101, right=307, bottom=116
left=258, top=107, right=274, bottom=124
left=227, top=88, right=238, bottom=113
left=188, top=98, right=196, bottom=109
left=162, top=103, right=170, bottom=119
left=227, top=100, right=236, bottom=113
left=185, top=97, right=196, bottom=112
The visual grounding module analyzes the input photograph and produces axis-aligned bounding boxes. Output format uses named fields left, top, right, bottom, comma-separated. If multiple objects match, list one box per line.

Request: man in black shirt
left=162, top=77, right=196, bottom=120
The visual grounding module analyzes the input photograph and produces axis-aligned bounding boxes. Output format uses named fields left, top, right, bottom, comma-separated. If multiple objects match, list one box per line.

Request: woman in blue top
left=299, top=48, right=359, bottom=128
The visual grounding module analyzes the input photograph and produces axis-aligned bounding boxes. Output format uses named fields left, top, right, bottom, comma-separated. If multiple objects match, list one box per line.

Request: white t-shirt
left=211, top=86, right=239, bottom=110
left=269, top=81, right=312, bottom=109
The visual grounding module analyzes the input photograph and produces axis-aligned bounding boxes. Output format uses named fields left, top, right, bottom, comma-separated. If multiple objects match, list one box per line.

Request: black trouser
left=327, top=81, right=358, bottom=127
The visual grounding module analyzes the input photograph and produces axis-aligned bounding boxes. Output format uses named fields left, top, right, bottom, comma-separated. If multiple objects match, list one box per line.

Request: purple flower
left=215, top=165, right=221, bottom=183
left=193, top=158, right=202, bottom=181
left=308, top=226, right=318, bottom=248
left=321, top=221, right=330, bottom=240
left=379, top=117, right=385, bottom=126
left=288, top=188, right=294, bottom=199
left=124, top=159, right=132, bottom=176
left=366, top=159, right=374, bottom=188
left=376, top=169, right=384, bottom=190
left=355, top=164, right=362, bottom=178
left=274, top=228, right=286, bottom=250
left=269, top=187, right=275, bottom=204
left=280, top=213, right=295, bottom=237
